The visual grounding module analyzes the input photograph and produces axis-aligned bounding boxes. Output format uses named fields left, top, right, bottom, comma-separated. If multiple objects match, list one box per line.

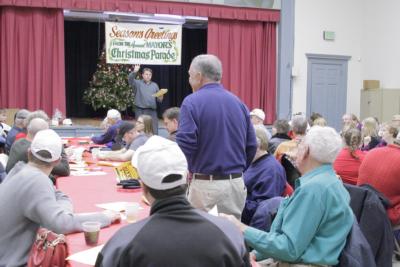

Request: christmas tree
left=83, top=51, right=135, bottom=112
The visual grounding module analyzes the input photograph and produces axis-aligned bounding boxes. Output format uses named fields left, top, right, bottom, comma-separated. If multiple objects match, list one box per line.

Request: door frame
left=306, top=53, right=351, bottom=128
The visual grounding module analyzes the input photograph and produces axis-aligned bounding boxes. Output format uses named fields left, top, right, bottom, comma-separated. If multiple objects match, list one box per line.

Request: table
left=57, top=156, right=150, bottom=266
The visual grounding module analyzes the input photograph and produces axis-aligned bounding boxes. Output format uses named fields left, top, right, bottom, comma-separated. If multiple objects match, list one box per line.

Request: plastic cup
left=82, top=221, right=101, bottom=246
left=125, top=203, right=140, bottom=223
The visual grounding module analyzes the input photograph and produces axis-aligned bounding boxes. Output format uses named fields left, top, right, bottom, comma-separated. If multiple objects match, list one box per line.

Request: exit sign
left=323, top=31, right=335, bottom=41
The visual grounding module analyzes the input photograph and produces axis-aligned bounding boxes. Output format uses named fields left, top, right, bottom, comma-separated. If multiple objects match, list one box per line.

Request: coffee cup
left=82, top=221, right=101, bottom=246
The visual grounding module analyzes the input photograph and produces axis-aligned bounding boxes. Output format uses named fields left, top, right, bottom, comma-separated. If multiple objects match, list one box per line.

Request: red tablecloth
left=56, top=165, right=150, bottom=266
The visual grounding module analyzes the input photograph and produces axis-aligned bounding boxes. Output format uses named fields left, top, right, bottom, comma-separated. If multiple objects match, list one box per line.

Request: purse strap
left=36, top=229, right=66, bottom=247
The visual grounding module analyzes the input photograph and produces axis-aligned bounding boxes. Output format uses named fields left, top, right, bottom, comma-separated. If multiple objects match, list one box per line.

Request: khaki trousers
left=188, top=177, right=246, bottom=219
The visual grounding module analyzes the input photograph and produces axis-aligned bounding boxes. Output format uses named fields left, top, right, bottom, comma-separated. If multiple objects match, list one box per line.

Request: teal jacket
left=244, top=164, right=353, bottom=265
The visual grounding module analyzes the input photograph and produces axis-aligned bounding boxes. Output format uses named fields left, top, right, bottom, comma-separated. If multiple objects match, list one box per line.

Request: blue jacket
left=91, top=120, right=123, bottom=148
left=241, top=154, right=286, bottom=224
left=176, top=83, right=257, bottom=175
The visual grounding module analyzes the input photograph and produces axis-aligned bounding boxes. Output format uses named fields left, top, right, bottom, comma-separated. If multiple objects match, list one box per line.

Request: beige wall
left=293, top=0, right=363, bottom=117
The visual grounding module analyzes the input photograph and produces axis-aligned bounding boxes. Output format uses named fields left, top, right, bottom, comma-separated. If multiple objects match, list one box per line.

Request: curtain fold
left=0, top=0, right=280, bottom=22
left=207, top=18, right=277, bottom=124
left=0, top=6, right=65, bottom=115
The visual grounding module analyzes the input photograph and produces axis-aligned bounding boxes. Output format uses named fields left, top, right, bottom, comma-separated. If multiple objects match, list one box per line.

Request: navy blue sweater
left=176, top=83, right=257, bottom=175
left=241, top=154, right=286, bottom=224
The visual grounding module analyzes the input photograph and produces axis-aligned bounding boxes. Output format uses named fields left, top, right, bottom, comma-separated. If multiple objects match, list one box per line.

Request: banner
left=105, top=22, right=182, bottom=65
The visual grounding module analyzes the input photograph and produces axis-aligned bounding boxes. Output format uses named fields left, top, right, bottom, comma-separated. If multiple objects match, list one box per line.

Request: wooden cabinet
left=360, top=89, right=400, bottom=122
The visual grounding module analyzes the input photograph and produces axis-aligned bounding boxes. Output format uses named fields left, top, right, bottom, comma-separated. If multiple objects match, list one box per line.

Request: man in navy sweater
left=176, top=54, right=257, bottom=219
left=96, top=136, right=250, bottom=267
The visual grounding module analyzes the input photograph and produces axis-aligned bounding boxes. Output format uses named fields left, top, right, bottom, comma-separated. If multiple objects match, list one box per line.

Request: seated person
left=268, top=119, right=291, bottom=154
left=274, top=114, right=308, bottom=162
left=222, top=126, right=354, bottom=266
left=0, top=108, right=11, bottom=139
left=91, top=109, right=123, bottom=149
left=0, top=129, right=119, bottom=266
left=357, top=137, right=400, bottom=225
left=242, top=125, right=287, bottom=225
left=95, top=136, right=250, bottom=267
left=162, top=107, right=180, bottom=142
left=250, top=108, right=271, bottom=140
left=5, top=109, right=30, bottom=153
left=97, top=122, right=149, bottom=162
left=136, top=114, right=154, bottom=136
left=333, top=127, right=365, bottom=185
left=14, top=109, right=49, bottom=143
left=381, top=122, right=399, bottom=146
left=6, top=118, right=70, bottom=178
left=361, top=117, right=381, bottom=151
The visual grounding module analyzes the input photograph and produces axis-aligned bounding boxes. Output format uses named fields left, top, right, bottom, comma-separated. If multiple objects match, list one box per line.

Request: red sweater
left=333, top=148, right=366, bottom=185
left=357, top=144, right=400, bottom=225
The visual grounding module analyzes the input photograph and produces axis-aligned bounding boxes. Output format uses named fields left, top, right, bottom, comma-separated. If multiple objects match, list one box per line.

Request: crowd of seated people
left=0, top=103, right=399, bottom=266
left=1, top=54, right=400, bottom=266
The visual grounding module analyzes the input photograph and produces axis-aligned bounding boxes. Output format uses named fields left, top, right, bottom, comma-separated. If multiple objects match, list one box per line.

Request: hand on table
left=219, top=213, right=248, bottom=233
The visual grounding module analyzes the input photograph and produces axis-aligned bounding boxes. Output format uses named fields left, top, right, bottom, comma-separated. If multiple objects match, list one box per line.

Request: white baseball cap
left=250, top=108, right=265, bottom=121
left=132, top=136, right=188, bottom=190
left=30, top=129, right=62, bottom=162
left=107, top=109, right=121, bottom=119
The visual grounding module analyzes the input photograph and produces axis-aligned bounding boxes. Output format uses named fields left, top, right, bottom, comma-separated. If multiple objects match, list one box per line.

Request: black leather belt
left=193, top=173, right=242, bottom=180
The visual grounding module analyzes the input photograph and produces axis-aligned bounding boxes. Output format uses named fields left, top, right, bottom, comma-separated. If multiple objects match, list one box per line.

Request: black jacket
left=96, top=195, right=250, bottom=267
left=344, top=184, right=393, bottom=267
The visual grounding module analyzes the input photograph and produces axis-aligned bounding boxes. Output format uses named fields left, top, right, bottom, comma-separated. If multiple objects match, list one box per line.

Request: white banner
left=105, top=22, right=182, bottom=65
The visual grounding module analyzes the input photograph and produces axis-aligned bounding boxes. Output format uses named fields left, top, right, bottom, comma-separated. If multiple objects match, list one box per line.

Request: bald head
left=27, top=118, right=49, bottom=138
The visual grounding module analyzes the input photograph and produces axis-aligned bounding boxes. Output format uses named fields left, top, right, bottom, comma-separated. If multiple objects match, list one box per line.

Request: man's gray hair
left=26, top=110, right=49, bottom=127
left=291, top=115, right=308, bottom=135
left=163, top=107, right=180, bottom=121
left=303, top=126, right=342, bottom=164
left=27, top=118, right=49, bottom=136
left=191, top=54, right=223, bottom=82
left=14, top=109, right=30, bottom=127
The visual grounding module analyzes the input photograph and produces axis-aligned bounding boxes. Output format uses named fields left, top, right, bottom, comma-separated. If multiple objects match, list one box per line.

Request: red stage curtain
left=0, top=6, right=65, bottom=115
left=0, top=0, right=280, bottom=22
left=208, top=18, right=277, bottom=124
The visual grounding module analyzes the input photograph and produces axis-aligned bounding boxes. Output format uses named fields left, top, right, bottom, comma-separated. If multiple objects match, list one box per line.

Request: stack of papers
left=96, top=202, right=143, bottom=212
left=70, top=170, right=107, bottom=176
